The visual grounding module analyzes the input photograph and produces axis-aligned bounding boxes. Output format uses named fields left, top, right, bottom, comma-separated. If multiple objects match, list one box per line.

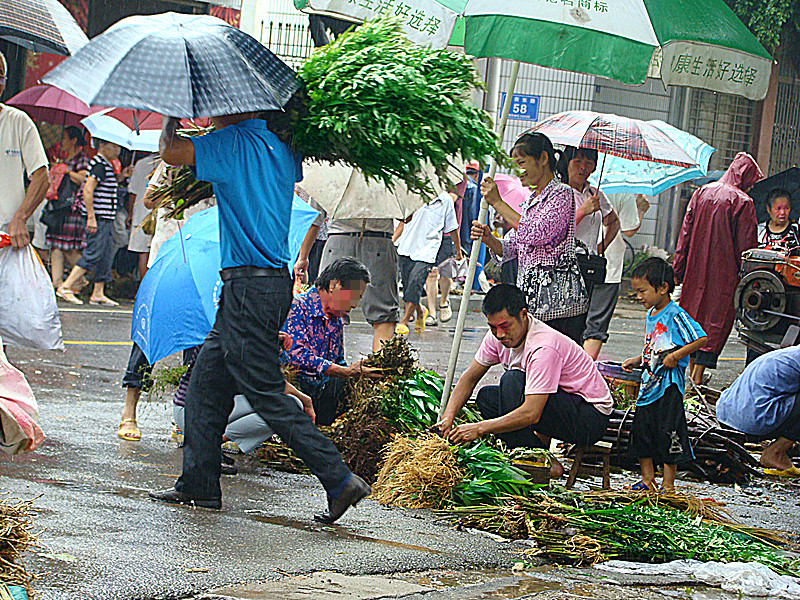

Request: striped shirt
left=82, top=154, right=118, bottom=220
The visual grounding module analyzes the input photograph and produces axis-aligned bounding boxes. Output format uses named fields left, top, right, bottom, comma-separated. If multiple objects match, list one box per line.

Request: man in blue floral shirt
left=282, top=257, right=380, bottom=424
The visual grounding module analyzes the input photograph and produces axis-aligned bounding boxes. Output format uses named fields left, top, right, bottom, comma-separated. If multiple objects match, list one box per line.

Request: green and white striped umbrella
left=295, top=0, right=772, bottom=101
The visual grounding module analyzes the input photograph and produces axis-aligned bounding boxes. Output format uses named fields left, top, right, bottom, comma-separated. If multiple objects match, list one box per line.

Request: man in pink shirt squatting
left=437, top=284, right=612, bottom=478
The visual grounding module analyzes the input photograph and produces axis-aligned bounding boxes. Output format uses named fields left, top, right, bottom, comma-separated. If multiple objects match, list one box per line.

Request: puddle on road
left=242, top=510, right=441, bottom=554
left=398, top=567, right=746, bottom=600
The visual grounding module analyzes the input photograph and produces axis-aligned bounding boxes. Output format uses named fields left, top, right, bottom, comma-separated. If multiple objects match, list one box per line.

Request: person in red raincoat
left=673, top=152, right=763, bottom=385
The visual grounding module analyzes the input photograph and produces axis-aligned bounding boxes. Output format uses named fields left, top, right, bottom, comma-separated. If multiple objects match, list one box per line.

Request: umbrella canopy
left=300, top=162, right=424, bottom=220
left=749, top=167, right=800, bottom=224
left=587, top=120, right=715, bottom=196
left=43, top=12, right=300, bottom=118
left=0, top=0, right=88, bottom=56
left=296, top=0, right=772, bottom=100
left=132, top=199, right=320, bottom=363
left=530, top=111, right=698, bottom=168
left=5, top=85, right=90, bottom=127
left=80, top=111, right=160, bottom=152
left=493, top=173, right=527, bottom=214
left=93, top=107, right=163, bottom=131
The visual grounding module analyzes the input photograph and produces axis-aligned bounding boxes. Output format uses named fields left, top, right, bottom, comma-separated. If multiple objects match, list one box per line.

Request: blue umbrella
left=588, top=120, right=715, bottom=196
left=132, top=196, right=319, bottom=363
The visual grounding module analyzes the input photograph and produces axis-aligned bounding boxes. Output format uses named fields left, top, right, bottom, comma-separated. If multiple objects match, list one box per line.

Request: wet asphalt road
left=2, top=294, right=797, bottom=600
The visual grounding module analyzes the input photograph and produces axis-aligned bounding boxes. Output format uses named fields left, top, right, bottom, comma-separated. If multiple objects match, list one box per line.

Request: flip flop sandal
left=56, top=288, right=83, bottom=305
left=90, top=297, right=119, bottom=306
left=763, top=466, right=800, bottom=478
left=425, top=315, right=437, bottom=327
left=118, top=418, right=141, bottom=441
left=415, top=306, right=429, bottom=333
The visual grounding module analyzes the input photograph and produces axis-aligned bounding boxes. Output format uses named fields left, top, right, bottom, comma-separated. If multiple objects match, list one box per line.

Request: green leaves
left=382, top=369, right=443, bottom=431
left=452, top=441, right=534, bottom=506
left=294, top=17, right=509, bottom=198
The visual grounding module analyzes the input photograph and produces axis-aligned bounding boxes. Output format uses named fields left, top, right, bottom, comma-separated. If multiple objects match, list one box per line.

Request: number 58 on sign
left=499, top=93, right=540, bottom=122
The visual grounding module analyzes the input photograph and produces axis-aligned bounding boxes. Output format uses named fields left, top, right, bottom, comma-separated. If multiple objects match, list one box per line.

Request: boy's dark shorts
left=630, top=384, right=694, bottom=465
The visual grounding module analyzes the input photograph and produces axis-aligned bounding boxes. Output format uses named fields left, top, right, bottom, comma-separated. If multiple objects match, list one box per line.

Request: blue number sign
left=499, top=93, right=540, bottom=122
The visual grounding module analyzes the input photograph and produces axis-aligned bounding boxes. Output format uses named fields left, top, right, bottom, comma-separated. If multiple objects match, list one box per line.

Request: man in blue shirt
left=717, top=346, right=800, bottom=477
left=149, top=105, right=370, bottom=523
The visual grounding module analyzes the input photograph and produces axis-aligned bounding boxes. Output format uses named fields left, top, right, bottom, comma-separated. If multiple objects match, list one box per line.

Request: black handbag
left=576, top=239, right=607, bottom=288
left=40, top=173, right=78, bottom=230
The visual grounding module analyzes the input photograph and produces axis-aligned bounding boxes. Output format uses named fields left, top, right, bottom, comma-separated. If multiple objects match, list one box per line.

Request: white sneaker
left=439, top=302, right=453, bottom=323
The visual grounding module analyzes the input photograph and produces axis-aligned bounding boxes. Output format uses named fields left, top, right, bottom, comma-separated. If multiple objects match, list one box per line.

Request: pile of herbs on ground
left=441, top=491, right=800, bottom=577
left=0, top=497, right=39, bottom=597
left=294, top=17, right=507, bottom=197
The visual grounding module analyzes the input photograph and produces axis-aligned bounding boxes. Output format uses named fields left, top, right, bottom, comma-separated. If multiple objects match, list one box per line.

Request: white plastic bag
left=0, top=337, right=45, bottom=454
left=0, top=242, right=64, bottom=350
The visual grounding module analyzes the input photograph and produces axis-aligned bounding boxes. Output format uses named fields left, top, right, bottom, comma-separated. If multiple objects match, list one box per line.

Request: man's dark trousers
left=175, top=270, right=351, bottom=501
left=476, top=369, right=610, bottom=449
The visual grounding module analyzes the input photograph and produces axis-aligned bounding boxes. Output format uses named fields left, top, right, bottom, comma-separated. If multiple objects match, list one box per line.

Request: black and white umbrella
left=0, top=0, right=88, bottom=56
left=43, top=12, right=299, bottom=118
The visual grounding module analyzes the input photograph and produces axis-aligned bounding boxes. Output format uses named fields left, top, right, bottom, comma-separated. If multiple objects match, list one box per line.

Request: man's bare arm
left=8, top=165, right=49, bottom=249
left=159, top=117, right=195, bottom=166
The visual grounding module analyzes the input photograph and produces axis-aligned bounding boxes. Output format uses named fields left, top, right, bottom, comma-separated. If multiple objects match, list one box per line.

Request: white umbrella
left=80, top=111, right=160, bottom=152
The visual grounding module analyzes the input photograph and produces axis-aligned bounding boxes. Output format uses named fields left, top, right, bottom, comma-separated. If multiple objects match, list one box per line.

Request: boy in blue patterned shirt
left=622, top=257, right=707, bottom=491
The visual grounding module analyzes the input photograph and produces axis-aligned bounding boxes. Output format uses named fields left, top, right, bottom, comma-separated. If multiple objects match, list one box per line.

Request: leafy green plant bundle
left=294, top=17, right=508, bottom=197
left=452, top=441, right=535, bottom=506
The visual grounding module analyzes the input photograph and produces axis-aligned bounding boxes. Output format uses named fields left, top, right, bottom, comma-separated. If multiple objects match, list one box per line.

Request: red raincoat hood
left=718, top=152, right=764, bottom=191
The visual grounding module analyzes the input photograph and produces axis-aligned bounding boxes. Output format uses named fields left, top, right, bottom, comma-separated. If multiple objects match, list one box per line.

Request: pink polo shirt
left=475, top=316, right=612, bottom=415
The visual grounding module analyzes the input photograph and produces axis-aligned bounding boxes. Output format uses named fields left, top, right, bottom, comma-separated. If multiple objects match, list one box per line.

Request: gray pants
left=173, top=394, right=303, bottom=454
left=321, top=234, right=399, bottom=324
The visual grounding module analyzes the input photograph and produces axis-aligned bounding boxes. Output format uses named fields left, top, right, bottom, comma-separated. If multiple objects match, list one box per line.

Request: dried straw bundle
left=0, top=497, right=38, bottom=595
left=372, top=434, right=464, bottom=510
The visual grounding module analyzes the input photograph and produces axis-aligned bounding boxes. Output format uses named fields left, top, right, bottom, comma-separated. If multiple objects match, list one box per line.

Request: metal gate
left=688, top=89, right=756, bottom=172
left=770, top=58, right=800, bottom=174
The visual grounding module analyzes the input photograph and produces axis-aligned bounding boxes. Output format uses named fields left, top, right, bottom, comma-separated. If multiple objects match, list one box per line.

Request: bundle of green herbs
left=294, top=17, right=508, bottom=197
left=443, top=491, right=800, bottom=575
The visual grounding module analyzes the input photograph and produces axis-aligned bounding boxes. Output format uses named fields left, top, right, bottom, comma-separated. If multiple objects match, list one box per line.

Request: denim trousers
left=175, top=272, right=351, bottom=500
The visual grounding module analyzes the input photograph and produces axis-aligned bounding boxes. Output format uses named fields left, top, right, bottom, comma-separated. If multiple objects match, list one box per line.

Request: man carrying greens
left=149, top=104, right=370, bottom=523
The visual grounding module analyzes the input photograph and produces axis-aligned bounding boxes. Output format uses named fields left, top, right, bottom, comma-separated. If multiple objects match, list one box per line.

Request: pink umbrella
left=91, top=107, right=163, bottom=130
left=494, top=173, right=528, bottom=215
left=6, top=84, right=89, bottom=127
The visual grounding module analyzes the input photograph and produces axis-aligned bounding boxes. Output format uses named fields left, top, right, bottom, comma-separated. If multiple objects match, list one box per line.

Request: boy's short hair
left=481, top=284, right=528, bottom=318
left=631, top=257, right=675, bottom=294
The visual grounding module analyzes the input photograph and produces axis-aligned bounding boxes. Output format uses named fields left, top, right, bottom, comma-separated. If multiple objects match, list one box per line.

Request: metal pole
left=439, top=60, right=520, bottom=418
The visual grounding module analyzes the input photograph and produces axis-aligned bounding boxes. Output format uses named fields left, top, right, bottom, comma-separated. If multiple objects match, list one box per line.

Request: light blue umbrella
left=132, top=197, right=319, bottom=363
left=588, top=120, right=715, bottom=196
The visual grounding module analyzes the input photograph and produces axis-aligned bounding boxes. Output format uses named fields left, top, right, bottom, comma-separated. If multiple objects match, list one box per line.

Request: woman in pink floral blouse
left=471, top=133, right=589, bottom=343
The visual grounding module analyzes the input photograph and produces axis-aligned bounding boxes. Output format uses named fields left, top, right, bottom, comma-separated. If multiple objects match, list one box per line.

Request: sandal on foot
left=763, top=466, right=800, bottom=478
left=56, top=287, right=83, bottom=305
left=415, top=306, right=429, bottom=333
left=425, top=314, right=437, bottom=327
left=628, top=480, right=656, bottom=491
left=395, top=323, right=410, bottom=336
left=118, top=418, right=141, bottom=441
left=439, top=303, right=452, bottom=323
left=90, top=296, right=119, bottom=307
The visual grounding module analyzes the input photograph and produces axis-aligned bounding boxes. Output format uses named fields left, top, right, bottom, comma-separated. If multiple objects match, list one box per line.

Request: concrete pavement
left=2, top=295, right=796, bottom=600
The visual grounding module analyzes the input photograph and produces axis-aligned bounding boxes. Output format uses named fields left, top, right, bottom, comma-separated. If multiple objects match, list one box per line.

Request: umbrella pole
left=439, top=60, right=520, bottom=419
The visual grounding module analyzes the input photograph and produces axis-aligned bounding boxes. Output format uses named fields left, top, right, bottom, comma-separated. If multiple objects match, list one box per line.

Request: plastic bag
left=597, top=559, right=800, bottom=598
left=0, top=241, right=64, bottom=350
left=0, top=338, right=45, bottom=454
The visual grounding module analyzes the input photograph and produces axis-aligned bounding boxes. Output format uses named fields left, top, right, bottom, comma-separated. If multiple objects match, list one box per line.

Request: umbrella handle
left=439, top=60, right=521, bottom=420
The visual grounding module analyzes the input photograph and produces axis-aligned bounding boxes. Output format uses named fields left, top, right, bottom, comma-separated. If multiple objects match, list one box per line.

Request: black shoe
left=220, top=463, right=238, bottom=475
left=221, top=453, right=235, bottom=465
left=314, top=474, right=371, bottom=524
left=148, top=488, right=221, bottom=509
